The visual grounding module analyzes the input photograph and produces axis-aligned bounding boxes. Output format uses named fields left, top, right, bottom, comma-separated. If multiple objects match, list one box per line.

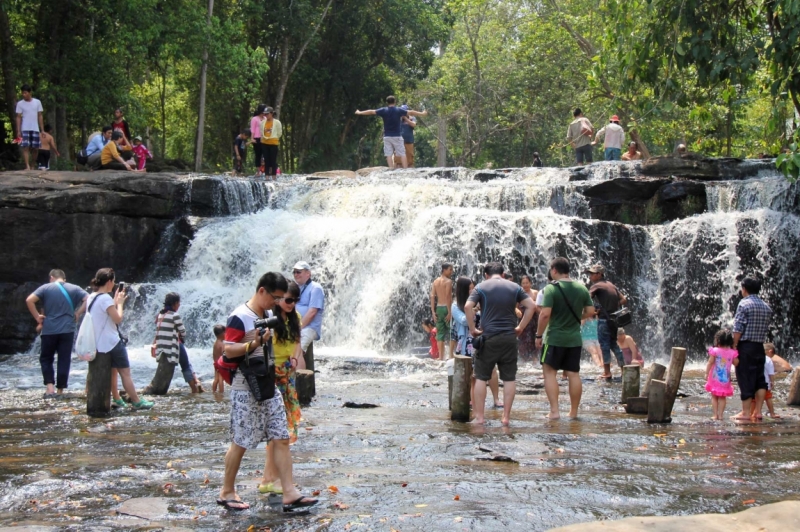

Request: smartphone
left=118, top=282, right=126, bottom=292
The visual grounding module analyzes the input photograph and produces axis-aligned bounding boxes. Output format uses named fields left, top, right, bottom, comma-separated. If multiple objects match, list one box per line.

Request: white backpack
left=75, top=295, right=99, bottom=361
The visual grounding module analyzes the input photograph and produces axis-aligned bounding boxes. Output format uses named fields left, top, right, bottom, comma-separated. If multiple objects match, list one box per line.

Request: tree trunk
left=56, top=99, right=68, bottom=163
left=143, top=358, right=177, bottom=395
left=86, top=353, right=113, bottom=417
left=0, top=3, right=16, bottom=136
left=194, top=0, right=214, bottom=172
left=160, top=64, right=167, bottom=157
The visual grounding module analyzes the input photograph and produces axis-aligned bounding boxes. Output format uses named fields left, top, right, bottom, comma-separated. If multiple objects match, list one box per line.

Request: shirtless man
left=430, top=263, right=453, bottom=361
left=38, top=125, right=60, bottom=170
left=621, top=141, right=642, bottom=161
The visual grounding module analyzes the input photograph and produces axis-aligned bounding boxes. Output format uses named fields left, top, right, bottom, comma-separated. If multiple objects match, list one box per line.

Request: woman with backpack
left=86, top=268, right=154, bottom=410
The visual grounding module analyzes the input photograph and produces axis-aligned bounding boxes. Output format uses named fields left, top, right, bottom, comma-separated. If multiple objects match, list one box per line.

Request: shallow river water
left=1, top=347, right=798, bottom=531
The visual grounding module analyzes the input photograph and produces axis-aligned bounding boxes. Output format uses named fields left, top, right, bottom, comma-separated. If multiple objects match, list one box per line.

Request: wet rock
left=473, top=170, right=506, bottom=182
left=310, top=170, right=357, bottom=179
left=0, top=527, right=57, bottom=531
left=117, top=497, right=169, bottom=520
left=550, top=500, right=800, bottom=532
left=476, top=453, right=518, bottom=463
left=640, top=154, right=775, bottom=180
left=343, top=402, right=379, bottom=408
left=356, top=166, right=389, bottom=177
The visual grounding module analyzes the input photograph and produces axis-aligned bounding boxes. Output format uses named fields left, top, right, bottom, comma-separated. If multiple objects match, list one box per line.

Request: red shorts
left=765, top=390, right=773, bottom=400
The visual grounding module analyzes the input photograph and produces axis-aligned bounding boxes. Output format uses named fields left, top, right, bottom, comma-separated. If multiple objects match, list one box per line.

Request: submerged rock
left=116, top=497, right=169, bottom=520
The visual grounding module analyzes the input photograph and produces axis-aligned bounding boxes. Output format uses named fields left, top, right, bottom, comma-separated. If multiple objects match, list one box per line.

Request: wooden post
left=788, top=369, right=800, bottom=406
left=647, top=380, right=667, bottom=423
left=450, top=355, right=472, bottom=422
left=142, top=358, right=176, bottom=395
left=86, top=353, right=112, bottom=418
left=642, top=363, right=667, bottom=398
left=448, top=375, right=453, bottom=411
left=663, top=347, right=687, bottom=421
left=621, top=365, right=641, bottom=404
left=304, top=342, right=316, bottom=398
left=296, top=369, right=314, bottom=405
left=625, top=397, right=649, bottom=414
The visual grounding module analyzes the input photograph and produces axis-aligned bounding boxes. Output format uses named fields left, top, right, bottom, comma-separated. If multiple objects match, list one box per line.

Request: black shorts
left=473, top=334, right=518, bottom=382
left=98, top=340, right=131, bottom=369
left=734, top=341, right=768, bottom=400
left=541, top=344, right=581, bottom=373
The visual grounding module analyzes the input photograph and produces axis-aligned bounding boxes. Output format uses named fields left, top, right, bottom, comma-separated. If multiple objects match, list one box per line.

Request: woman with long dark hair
left=451, top=277, right=474, bottom=356
left=87, top=268, right=153, bottom=409
left=250, top=104, right=267, bottom=177
left=258, top=281, right=305, bottom=495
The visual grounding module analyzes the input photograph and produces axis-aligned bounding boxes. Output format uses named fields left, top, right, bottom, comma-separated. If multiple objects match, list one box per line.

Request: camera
left=254, top=316, right=281, bottom=331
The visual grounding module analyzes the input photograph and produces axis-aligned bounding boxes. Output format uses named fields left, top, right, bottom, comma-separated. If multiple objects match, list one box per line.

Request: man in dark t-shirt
left=465, top=262, right=535, bottom=426
left=586, top=264, right=627, bottom=380
left=233, top=129, right=250, bottom=176
left=355, top=95, right=428, bottom=170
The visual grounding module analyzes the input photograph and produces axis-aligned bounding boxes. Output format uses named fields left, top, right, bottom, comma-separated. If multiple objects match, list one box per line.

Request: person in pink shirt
left=250, top=104, right=266, bottom=177
left=705, top=328, right=738, bottom=421
left=131, top=136, right=152, bottom=171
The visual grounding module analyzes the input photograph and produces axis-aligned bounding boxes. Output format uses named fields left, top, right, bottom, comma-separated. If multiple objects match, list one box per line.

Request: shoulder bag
left=553, top=281, right=582, bottom=325
left=593, top=286, right=632, bottom=328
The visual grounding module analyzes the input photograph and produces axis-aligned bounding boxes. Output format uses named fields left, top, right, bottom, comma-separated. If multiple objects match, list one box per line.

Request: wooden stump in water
left=642, top=363, right=667, bottom=398
left=621, top=365, right=641, bottom=404
left=663, top=347, right=687, bottom=421
left=625, top=396, right=649, bottom=414
left=647, top=379, right=667, bottom=423
left=142, top=357, right=176, bottom=395
left=448, top=375, right=453, bottom=411
left=451, top=355, right=472, bottom=422
left=303, top=342, right=316, bottom=398
left=296, top=369, right=314, bottom=406
left=788, top=369, right=800, bottom=406
left=86, top=353, right=112, bottom=417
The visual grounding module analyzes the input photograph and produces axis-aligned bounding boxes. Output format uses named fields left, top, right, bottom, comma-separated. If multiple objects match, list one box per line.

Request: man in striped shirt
left=732, top=277, right=773, bottom=421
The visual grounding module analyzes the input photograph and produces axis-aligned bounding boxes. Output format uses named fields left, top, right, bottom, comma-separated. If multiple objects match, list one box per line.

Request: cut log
left=142, top=357, right=176, bottom=395
left=642, top=362, right=667, bottom=398
left=788, top=368, right=800, bottom=406
left=303, top=342, right=316, bottom=397
left=647, top=379, right=667, bottom=423
left=86, top=352, right=113, bottom=417
left=625, top=396, right=649, bottom=414
left=663, top=347, right=688, bottom=422
left=448, top=375, right=453, bottom=411
left=296, top=369, right=314, bottom=406
left=450, top=355, right=472, bottom=422
left=621, top=365, right=641, bottom=404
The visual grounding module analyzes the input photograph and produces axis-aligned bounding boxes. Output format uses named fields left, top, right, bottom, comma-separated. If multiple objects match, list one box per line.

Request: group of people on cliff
left=25, top=261, right=326, bottom=511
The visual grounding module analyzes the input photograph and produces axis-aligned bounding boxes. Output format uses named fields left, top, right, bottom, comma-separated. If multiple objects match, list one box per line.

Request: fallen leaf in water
left=679, top=438, right=686, bottom=444
left=247, top=526, right=256, bottom=532
left=358, top=514, right=371, bottom=518
left=653, top=433, right=667, bottom=437
left=454, top=516, right=463, bottom=522
left=328, top=485, right=339, bottom=493
left=634, top=445, right=648, bottom=451
left=400, top=446, right=406, bottom=450
left=151, top=416, right=159, bottom=420
left=306, top=427, right=313, bottom=430
left=200, top=510, right=207, bottom=516
left=334, top=501, right=350, bottom=510
left=742, top=499, right=756, bottom=505
left=111, top=495, right=121, bottom=502
left=453, top=495, right=460, bottom=501
left=415, top=504, right=428, bottom=508
left=379, top=518, right=387, bottom=523
left=203, top=478, right=209, bottom=484
left=401, top=483, right=408, bottom=487
left=556, top=448, right=565, bottom=453
left=166, top=461, right=172, bottom=468
left=312, top=490, right=321, bottom=496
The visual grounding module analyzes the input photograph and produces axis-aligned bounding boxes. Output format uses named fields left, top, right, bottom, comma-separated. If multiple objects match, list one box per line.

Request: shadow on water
left=1, top=351, right=800, bottom=531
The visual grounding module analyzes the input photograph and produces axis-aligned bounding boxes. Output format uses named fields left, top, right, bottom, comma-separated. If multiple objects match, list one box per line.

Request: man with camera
left=218, top=272, right=317, bottom=512
left=585, top=264, right=627, bottom=380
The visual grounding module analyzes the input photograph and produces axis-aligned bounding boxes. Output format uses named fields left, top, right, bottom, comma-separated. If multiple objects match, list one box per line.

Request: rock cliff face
left=0, top=170, right=270, bottom=353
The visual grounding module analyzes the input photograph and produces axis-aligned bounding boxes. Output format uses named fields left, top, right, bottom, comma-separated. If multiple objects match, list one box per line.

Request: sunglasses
left=292, top=270, right=305, bottom=275
left=283, top=298, right=298, bottom=304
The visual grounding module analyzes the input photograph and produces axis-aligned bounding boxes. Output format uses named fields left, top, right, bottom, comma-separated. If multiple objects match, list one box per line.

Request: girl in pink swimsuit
left=705, top=328, right=738, bottom=421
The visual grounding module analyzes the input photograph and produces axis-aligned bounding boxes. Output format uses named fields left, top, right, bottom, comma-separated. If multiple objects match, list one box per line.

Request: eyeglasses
left=268, top=293, right=285, bottom=301
left=283, top=298, right=298, bottom=304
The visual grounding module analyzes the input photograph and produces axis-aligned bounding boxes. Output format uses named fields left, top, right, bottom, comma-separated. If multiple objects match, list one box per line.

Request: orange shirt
left=261, top=119, right=279, bottom=145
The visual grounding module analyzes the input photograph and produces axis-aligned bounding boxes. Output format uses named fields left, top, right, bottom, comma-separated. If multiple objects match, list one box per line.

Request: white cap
left=292, top=261, right=311, bottom=271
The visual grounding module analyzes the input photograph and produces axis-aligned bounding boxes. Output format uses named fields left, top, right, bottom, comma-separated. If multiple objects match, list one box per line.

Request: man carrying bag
left=586, top=264, right=628, bottom=380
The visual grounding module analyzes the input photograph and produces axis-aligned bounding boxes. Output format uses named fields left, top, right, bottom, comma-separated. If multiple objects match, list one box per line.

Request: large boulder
left=641, top=154, right=775, bottom=180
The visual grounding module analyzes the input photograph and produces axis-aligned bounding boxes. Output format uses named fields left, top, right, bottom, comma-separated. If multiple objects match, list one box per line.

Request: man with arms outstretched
left=355, top=95, right=428, bottom=169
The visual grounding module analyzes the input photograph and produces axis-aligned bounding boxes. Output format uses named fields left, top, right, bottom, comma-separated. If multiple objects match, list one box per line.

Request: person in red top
left=422, top=318, right=439, bottom=359
left=111, top=108, right=132, bottom=147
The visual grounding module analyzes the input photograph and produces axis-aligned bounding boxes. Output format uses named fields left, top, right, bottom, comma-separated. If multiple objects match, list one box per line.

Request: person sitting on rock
left=100, top=131, right=138, bottom=171
left=85, top=126, right=113, bottom=169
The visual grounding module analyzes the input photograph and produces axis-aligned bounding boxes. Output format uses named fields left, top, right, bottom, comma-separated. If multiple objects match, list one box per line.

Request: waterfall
left=123, top=165, right=800, bottom=360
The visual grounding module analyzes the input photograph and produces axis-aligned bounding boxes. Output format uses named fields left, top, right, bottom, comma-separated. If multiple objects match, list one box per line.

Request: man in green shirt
left=535, top=257, right=595, bottom=420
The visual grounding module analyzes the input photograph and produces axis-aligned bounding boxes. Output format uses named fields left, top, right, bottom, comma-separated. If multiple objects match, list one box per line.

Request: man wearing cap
left=292, top=262, right=325, bottom=355
left=586, top=264, right=627, bottom=380
left=592, top=115, right=625, bottom=161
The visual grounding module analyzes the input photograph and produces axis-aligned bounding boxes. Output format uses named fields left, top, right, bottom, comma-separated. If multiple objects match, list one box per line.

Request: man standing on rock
left=25, top=269, right=88, bottom=398
left=218, top=272, right=317, bottom=511
left=592, top=115, right=625, bottom=161
left=732, top=277, right=772, bottom=421
left=293, top=261, right=325, bottom=357
left=566, top=107, right=593, bottom=165
left=535, top=258, right=595, bottom=420
left=586, top=264, right=627, bottom=380
left=430, top=263, right=454, bottom=361
left=355, top=96, right=428, bottom=170
left=14, top=84, right=44, bottom=171
left=465, top=262, right=535, bottom=426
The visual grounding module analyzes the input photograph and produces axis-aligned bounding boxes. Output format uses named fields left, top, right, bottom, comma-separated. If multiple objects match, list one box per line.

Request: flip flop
left=258, top=482, right=283, bottom=494
left=283, top=496, right=318, bottom=512
left=216, top=498, right=249, bottom=511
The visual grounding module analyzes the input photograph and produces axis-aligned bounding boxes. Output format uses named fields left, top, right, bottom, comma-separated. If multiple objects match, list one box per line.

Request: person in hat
left=131, top=136, right=153, bottom=171
left=592, top=115, right=625, bottom=161
left=260, top=106, right=282, bottom=180
left=292, top=261, right=325, bottom=356
left=585, top=264, right=627, bottom=380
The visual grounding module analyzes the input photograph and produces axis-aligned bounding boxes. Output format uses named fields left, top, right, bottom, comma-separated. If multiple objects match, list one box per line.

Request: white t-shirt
left=88, top=293, right=121, bottom=353
left=15, top=98, right=43, bottom=132
left=536, top=290, right=545, bottom=306
left=764, top=357, right=775, bottom=390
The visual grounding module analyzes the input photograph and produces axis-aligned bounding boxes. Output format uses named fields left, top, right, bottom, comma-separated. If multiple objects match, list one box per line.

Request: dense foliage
left=0, top=0, right=798, bottom=172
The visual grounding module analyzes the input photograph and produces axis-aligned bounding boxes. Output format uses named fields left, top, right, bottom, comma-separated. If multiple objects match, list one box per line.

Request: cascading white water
left=124, top=166, right=800, bottom=360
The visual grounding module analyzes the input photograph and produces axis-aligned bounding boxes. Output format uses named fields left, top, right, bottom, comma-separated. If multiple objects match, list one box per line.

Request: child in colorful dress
left=422, top=318, right=439, bottom=359
left=211, top=324, right=226, bottom=393
left=131, top=136, right=152, bottom=171
left=705, top=328, right=738, bottom=421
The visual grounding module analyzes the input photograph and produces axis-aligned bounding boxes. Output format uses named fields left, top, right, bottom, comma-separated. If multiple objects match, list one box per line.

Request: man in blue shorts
left=355, top=95, right=428, bottom=169
left=536, top=257, right=595, bottom=420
